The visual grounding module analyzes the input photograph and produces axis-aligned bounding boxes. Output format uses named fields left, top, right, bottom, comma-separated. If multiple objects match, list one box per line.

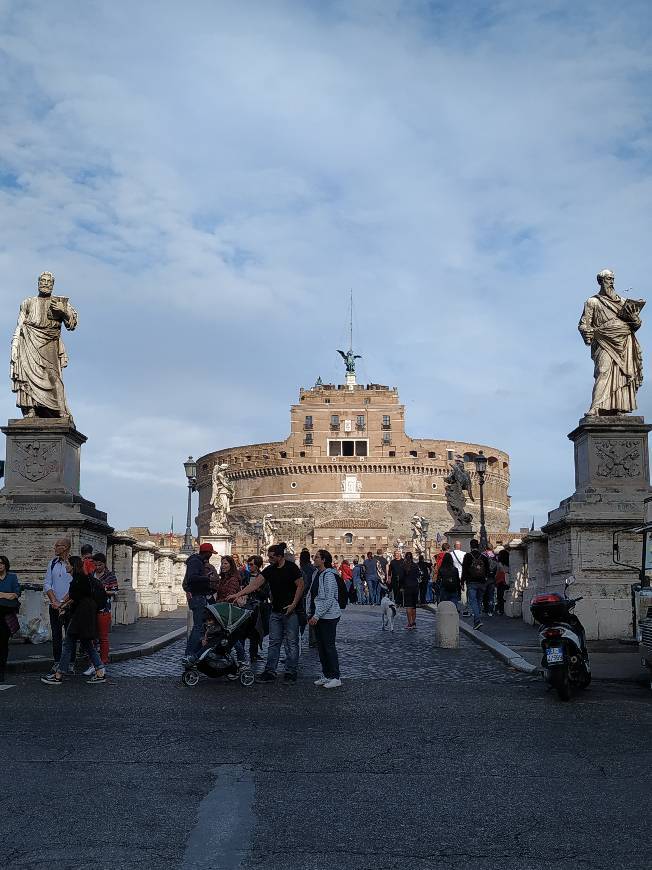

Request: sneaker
left=283, top=672, right=297, bottom=683
left=83, top=665, right=95, bottom=677
left=41, top=673, right=62, bottom=686
left=314, top=676, right=329, bottom=686
left=323, top=678, right=342, bottom=690
left=87, top=672, right=106, bottom=684
left=256, top=670, right=276, bottom=683
left=474, top=621, right=483, bottom=629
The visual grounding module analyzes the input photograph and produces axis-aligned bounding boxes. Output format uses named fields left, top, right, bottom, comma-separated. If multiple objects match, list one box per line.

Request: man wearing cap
left=182, top=542, right=215, bottom=664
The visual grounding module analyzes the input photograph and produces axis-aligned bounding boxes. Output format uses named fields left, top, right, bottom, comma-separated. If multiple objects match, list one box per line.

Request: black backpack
left=332, top=570, right=348, bottom=610
left=438, top=554, right=458, bottom=592
left=468, top=552, right=487, bottom=582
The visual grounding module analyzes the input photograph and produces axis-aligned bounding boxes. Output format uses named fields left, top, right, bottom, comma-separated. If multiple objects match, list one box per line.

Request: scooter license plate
left=546, top=646, right=564, bottom=664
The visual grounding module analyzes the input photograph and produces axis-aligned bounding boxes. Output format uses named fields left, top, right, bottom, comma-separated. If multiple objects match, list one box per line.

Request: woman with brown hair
left=400, top=551, right=420, bottom=630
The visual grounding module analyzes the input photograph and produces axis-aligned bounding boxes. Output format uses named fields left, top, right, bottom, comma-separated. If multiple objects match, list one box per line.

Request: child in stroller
left=182, top=602, right=257, bottom=687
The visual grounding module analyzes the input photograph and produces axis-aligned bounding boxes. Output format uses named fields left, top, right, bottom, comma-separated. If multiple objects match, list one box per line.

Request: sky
left=1, top=0, right=652, bottom=536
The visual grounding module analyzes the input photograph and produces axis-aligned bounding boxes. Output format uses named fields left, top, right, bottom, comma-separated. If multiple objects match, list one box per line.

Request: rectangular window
left=388, top=450, right=396, bottom=457
left=304, top=432, right=313, bottom=445
left=447, top=449, right=454, bottom=460
left=328, top=439, right=368, bottom=457
left=330, top=414, right=340, bottom=429
left=409, top=450, right=417, bottom=457
left=382, top=415, right=391, bottom=429
left=304, top=415, right=313, bottom=429
left=356, top=415, right=365, bottom=430
left=382, top=432, right=391, bottom=445
left=428, top=451, right=436, bottom=458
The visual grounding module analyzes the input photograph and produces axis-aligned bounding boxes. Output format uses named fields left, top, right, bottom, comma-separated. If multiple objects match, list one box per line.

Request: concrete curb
left=424, top=605, right=541, bottom=675
left=7, top=626, right=186, bottom=674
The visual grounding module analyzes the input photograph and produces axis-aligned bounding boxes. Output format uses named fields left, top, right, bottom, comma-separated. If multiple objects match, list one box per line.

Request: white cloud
left=1, top=0, right=652, bottom=532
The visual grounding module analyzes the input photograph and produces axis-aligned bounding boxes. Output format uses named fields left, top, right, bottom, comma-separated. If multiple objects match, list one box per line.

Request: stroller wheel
left=240, top=668, right=255, bottom=687
left=182, top=669, right=199, bottom=687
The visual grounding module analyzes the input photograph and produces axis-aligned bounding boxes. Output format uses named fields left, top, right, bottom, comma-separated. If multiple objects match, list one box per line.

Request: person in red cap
left=182, top=542, right=216, bottom=664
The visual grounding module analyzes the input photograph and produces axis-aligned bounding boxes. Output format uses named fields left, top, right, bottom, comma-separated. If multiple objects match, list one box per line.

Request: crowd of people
left=0, top=536, right=510, bottom=686
left=0, top=537, right=118, bottom=686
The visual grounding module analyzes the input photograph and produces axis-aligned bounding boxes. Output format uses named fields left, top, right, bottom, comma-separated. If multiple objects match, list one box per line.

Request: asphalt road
left=2, top=607, right=651, bottom=870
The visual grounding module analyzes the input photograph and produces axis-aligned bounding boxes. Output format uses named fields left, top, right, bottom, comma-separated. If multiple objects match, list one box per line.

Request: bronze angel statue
left=337, top=349, right=361, bottom=374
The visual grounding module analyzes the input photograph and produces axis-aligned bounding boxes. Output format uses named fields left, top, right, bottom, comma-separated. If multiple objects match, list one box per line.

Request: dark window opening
left=409, top=450, right=417, bottom=457
left=304, top=433, right=313, bottom=445
left=382, top=415, right=391, bottom=429
left=304, top=415, right=313, bottom=429
left=389, top=450, right=396, bottom=457
left=428, top=451, right=436, bottom=458
left=280, top=451, right=287, bottom=458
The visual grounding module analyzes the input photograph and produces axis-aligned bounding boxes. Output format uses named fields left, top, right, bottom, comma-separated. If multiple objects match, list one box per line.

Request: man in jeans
left=461, top=540, right=490, bottom=629
left=231, top=542, right=304, bottom=683
left=182, top=542, right=215, bottom=665
left=44, top=538, right=73, bottom=672
left=363, top=551, right=380, bottom=605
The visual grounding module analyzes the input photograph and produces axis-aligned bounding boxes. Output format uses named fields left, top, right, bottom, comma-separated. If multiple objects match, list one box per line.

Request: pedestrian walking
left=416, top=554, right=430, bottom=606
left=232, top=542, right=304, bottom=683
left=82, top=553, right=118, bottom=675
left=451, top=541, right=468, bottom=615
left=216, top=555, right=248, bottom=673
left=495, top=549, right=510, bottom=616
left=352, top=558, right=365, bottom=605
left=461, top=540, right=490, bottom=629
left=482, top=546, right=499, bottom=617
left=41, top=556, right=106, bottom=685
left=182, top=542, right=216, bottom=665
left=363, top=551, right=380, bottom=605
left=0, top=555, right=21, bottom=683
left=400, top=552, right=419, bottom=629
left=388, top=550, right=405, bottom=605
left=43, top=538, right=73, bottom=673
left=309, top=549, right=342, bottom=689
left=437, top=550, right=462, bottom=614
left=245, top=555, right=270, bottom=663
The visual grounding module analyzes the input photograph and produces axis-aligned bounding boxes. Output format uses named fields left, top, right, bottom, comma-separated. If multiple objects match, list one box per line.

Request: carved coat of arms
left=12, top=440, right=59, bottom=482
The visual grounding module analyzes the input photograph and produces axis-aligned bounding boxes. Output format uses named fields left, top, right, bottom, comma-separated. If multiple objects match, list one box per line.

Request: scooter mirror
left=565, top=575, right=576, bottom=587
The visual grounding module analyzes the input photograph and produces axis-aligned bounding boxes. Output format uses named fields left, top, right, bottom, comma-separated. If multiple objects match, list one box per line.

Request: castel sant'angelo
left=196, top=350, right=511, bottom=557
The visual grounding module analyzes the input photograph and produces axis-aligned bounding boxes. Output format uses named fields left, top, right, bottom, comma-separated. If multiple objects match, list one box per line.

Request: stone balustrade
left=504, top=538, right=527, bottom=619
left=107, top=533, right=139, bottom=625
left=132, top=541, right=161, bottom=617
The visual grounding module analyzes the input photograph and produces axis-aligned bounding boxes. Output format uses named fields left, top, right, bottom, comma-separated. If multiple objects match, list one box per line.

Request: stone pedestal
left=108, top=533, right=138, bottom=625
left=542, top=415, right=652, bottom=640
left=156, top=547, right=178, bottom=611
left=173, top=554, right=189, bottom=607
left=0, top=418, right=113, bottom=588
left=504, top=539, right=526, bottom=618
left=199, top=532, right=232, bottom=568
left=445, top=528, right=473, bottom=552
left=132, top=541, right=161, bottom=617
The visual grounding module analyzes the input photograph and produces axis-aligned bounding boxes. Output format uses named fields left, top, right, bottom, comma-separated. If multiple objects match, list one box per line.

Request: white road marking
left=0, top=684, right=16, bottom=691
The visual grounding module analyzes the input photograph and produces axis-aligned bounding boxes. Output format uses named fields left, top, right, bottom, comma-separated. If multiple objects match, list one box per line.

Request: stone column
left=173, top=553, right=189, bottom=607
left=504, top=539, right=527, bottom=619
left=523, top=530, right=550, bottom=623
left=155, top=547, right=177, bottom=611
left=133, top=541, right=160, bottom=617
left=107, top=533, right=138, bottom=625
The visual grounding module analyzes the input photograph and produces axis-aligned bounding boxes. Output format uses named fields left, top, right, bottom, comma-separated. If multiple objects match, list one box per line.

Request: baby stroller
left=182, top=602, right=256, bottom=688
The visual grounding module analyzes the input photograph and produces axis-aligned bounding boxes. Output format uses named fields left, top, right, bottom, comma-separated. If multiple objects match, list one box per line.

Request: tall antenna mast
left=349, top=288, right=353, bottom=352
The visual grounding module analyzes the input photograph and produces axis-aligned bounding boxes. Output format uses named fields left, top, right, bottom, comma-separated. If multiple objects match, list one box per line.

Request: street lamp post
left=474, top=451, right=489, bottom=550
left=181, top=456, right=197, bottom=555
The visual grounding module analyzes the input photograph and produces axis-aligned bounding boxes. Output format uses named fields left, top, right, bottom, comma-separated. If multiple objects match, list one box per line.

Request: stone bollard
left=435, top=601, right=459, bottom=648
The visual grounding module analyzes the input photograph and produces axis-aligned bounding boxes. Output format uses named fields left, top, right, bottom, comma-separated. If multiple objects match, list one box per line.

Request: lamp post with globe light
left=181, top=456, right=197, bottom=555
left=474, top=451, right=489, bottom=550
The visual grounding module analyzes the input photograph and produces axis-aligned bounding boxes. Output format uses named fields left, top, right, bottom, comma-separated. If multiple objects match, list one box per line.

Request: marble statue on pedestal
left=209, top=462, right=234, bottom=535
left=445, top=458, right=474, bottom=528
left=11, top=272, right=78, bottom=421
left=578, top=269, right=645, bottom=416
left=262, top=513, right=274, bottom=549
left=411, top=514, right=428, bottom=556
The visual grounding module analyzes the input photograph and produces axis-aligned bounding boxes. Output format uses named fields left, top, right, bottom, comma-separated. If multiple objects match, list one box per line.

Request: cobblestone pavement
left=109, top=605, right=532, bottom=684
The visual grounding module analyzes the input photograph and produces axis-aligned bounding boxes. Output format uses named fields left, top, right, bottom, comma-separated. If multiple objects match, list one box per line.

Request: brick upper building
left=195, top=366, right=511, bottom=558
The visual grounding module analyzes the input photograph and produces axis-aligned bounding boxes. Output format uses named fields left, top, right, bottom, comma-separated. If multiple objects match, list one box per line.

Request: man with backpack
left=461, top=540, right=490, bottom=629
left=43, top=538, right=74, bottom=673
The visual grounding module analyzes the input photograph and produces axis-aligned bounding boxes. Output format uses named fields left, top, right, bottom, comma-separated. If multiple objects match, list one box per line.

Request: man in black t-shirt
left=231, top=542, right=304, bottom=683
left=388, top=550, right=405, bottom=606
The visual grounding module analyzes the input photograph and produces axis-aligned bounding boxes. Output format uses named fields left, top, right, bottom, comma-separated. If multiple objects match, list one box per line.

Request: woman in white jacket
left=308, top=549, right=342, bottom=689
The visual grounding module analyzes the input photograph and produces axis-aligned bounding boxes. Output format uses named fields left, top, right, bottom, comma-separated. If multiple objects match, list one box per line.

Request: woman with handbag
left=41, top=556, right=106, bottom=686
left=0, top=555, right=21, bottom=683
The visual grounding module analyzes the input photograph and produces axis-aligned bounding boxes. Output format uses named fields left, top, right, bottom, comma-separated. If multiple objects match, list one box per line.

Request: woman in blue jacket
left=0, top=555, right=21, bottom=682
left=308, top=549, right=342, bottom=690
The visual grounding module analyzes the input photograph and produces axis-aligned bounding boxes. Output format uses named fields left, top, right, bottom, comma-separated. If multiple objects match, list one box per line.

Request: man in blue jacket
left=182, top=542, right=215, bottom=664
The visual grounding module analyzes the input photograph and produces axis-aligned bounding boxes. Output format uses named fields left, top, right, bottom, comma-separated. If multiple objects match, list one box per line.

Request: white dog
left=380, top=595, right=397, bottom=631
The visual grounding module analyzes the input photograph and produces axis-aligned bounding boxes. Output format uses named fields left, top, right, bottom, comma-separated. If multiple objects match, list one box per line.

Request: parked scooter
left=530, top=576, right=591, bottom=701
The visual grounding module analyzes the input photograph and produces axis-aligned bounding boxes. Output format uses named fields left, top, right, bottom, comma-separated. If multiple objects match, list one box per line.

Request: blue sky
left=1, top=0, right=652, bottom=535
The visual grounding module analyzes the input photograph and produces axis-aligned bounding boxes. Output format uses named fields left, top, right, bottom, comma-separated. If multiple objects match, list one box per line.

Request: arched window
left=344, top=533, right=353, bottom=545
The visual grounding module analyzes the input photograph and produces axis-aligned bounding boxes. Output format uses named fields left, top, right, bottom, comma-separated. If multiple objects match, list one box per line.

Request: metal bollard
left=435, top=601, right=459, bottom=648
